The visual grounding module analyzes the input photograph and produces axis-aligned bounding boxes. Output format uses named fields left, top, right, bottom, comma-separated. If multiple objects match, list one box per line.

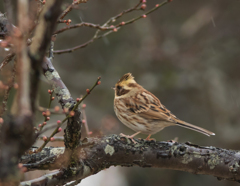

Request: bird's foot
left=120, top=132, right=140, bottom=144
left=145, top=134, right=156, bottom=141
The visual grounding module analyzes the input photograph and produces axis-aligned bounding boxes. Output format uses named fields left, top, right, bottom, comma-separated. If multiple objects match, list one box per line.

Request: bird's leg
left=120, top=131, right=141, bottom=143
left=145, top=134, right=156, bottom=141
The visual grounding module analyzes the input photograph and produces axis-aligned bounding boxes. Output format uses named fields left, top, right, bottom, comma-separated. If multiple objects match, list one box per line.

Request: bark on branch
left=20, top=135, right=240, bottom=185
left=42, top=57, right=82, bottom=150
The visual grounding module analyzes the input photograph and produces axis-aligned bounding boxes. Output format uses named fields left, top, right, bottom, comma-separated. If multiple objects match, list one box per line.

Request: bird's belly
left=116, top=111, right=171, bottom=135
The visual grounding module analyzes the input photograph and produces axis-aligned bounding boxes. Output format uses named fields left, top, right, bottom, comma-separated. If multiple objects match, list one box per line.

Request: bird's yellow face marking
left=115, top=73, right=137, bottom=96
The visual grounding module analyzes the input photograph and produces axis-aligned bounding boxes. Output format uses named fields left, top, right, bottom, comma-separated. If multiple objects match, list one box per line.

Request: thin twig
left=101, top=0, right=142, bottom=27
left=58, top=0, right=89, bottom=21
left=37, top=123, right=61, bottom=136
left=38, top=89, right=54, bottom=131
left=54, top=0, right=142, bottom=54
left=116, top=1, right=169, bottom=27
left=39, top=136, right=64, bottom=141
left=54, top=0, right=170, bottom=54
left=92, top=0, right=142, bottom=39
left=54, top=22, right=112, bottom=35
left=81, top=104, right=91, bottom=137
left=0, top=52, right=15, bottom=71
left=38, top=106, right=63, bottom=115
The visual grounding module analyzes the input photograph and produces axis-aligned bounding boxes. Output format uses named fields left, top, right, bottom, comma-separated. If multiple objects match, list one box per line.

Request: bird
left=113, top=73, right=215, bottom=143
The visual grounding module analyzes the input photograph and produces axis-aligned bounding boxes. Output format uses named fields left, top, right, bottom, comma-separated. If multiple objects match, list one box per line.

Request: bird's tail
left=176, top=121, right=215, bottom=136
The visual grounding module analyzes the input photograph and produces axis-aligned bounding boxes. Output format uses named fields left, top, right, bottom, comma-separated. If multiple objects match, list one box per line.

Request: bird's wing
left=124, top=90, right=178, bottom=123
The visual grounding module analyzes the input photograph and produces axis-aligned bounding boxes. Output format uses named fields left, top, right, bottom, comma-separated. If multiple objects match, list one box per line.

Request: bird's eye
left=117, top=85, right=122, bottom=90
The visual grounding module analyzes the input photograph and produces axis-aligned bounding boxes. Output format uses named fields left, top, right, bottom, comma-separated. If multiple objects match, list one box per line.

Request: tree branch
left=20, top=136, right=240, bottom=185
left=29, top=0, right=63, bottom=112
left=42, top=57, right=82, bottom=150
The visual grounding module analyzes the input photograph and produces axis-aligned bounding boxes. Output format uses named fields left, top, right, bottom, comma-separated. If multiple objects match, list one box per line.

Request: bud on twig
left=141, top=4, right=147, bottom=10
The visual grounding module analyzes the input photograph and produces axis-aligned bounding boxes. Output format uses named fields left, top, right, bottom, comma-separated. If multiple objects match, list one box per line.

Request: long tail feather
left=176, top=121, right=215, bottom=136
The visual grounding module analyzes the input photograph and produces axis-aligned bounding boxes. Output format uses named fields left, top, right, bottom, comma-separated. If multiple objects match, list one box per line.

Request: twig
left=38, top=106, right=63, bottom=115
left=115, top=1, right=169, bottom=27
left=0, top=52, right=15, bottom=71
left=48, top=90, right=54, bottom=108
left=72, top=77, right=101, bottom=111
left=37, top=123, right=62, bottom=137
left=54, top=22, right=112, bottom=35
left=100, top=0, right=142, bottom=27
left=58, top=0, right=89, bottom=21
left=38, top=90, right=55, bottom=131
left=81, top=104, right=91, bottom=137
left=54, top=0, right=142, bottom=54
left=39, top=136, right=64, bottom=141
left=53, top=0, right=170, bottom=54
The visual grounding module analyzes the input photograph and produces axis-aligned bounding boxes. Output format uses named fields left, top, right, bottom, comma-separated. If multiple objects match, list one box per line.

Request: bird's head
left=114, top=73, right=139, bottom=97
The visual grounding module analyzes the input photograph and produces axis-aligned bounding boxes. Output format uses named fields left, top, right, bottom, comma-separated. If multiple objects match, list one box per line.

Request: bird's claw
left=120, top=133, right=137, bottom=144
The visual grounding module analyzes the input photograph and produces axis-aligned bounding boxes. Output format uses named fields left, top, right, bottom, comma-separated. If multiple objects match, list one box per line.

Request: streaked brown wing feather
left=124, top=90, right=178, bottom=123
left=138, top=108, right=173, bottom=122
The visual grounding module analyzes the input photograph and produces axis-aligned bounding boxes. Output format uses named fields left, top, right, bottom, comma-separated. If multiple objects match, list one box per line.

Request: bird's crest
left=118, top=73, right=134, bottom=83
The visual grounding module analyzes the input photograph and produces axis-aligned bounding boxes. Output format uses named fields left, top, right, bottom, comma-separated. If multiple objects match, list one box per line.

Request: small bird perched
left=113, top=73, right=215, bottom=143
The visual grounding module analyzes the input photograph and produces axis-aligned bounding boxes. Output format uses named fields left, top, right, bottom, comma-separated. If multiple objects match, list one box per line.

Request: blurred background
left=1, top=0, right=240, bottom=185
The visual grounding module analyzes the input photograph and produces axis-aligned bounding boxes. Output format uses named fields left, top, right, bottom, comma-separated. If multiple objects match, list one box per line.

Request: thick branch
left=20, top=136, right=240, bottom=185
left=29, top=0, right=63, bottom=112
left=82, top=136, right=240, bottom=182
left=42, top=57, right=82, bottom=150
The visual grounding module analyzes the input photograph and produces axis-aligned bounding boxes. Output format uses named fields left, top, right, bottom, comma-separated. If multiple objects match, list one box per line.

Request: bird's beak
left=111, top=87, right=115, bottom=90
